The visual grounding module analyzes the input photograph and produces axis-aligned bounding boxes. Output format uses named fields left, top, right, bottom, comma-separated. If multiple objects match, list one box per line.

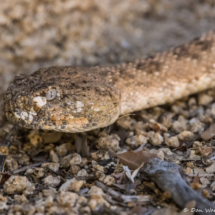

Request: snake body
left=4, top=31, right=215, bottom=133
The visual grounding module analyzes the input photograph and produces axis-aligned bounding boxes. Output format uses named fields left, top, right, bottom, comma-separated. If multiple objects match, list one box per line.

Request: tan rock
left=59, top=178, right=85, bottom=192
left=50, top=150, right=59, bottom=163
left=165, top=136, right=179, bottom=148
left=43, top=175, right=61, bottom=187
left=4, top=176, right=35, bottom=195
left=148, top=131, right=163, bottom=146
left=57, top=191, right=78, bottom=207
left=89, top=194, right=110, bottom=211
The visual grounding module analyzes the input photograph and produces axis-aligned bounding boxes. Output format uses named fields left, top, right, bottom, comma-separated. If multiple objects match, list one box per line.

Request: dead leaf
left=201, top=124, right=215, bottom=141
left=192, top=173, right=200, bottom=183
left=109, top=149, right=158, bottom=170
left=123, top=162, right=144, bottom=183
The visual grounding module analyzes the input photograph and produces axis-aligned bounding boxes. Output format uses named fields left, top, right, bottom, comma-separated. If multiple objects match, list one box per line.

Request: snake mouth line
left=4, top=109, right=119, bottom=133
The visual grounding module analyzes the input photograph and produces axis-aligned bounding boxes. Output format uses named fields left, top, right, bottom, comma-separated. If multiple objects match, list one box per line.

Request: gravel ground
left=1, top=0, right=215, bottom=214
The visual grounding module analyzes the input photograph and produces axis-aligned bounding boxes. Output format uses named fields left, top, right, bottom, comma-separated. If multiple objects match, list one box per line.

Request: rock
left=0, top=202, right=8, bottom=212
left=77, top=169, right=88, bottom=177
left=189, top=118, right=204, bottom=133
left=165, top=136, right=179, bottom=148
left=126, top=134, right=148, bottom=147
left=201, top=124, right=215, bottom=141
left=89, top=186, right=104, bottom=195
left=148, top=131, right=163, bottom=146
left=60, top=154, right=73, bottom=168
left=59, top=178, right=85, bottom=192
left=5, top=156, right=18, bottom=171
left=14, top=195, right=28, bottom=204
left=178, top=131, right=194, bottom=141
left=69, top=153, right=82, bottom=165
left=148, top=119, right=168, bottom=132
left=44, top=196, right=53, bottom=208
left=43, top=175, right=61, bottom=187
left=28, top=130, right=43, bottom=147
left=97, top=134, right=120, bottom=151
left=171, top=115, right=187, bottom=133
left=103, top=175, right=115, bottom=185
left=4, top=176, right=35, bottom=195
left=69, top=165, right=81, bottom=175
left=89, top=194, right=110, bottom=211
left=189, top=150, right=201, bottom=160
left=50, top=150, right=59, bottom=163
left=159, top=112, right=173, bottom=128
left=57, top=191, right=78, bottom=207
left=185, top=167, right=193, bottom=174
left=200, top=177, right=210, bottom=187
left=206, top=162, right=215, bottom=173
left=198, top=93, right=213, bottom=105
left=47, top=162, right=60, bottom=172
left=56, top=143, right=67, bottom=156
left=32, top=168, right=45, bottom=179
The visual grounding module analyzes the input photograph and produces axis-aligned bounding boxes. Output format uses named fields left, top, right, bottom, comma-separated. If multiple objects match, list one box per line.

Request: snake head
left=4, top=67, right=121, bottom=132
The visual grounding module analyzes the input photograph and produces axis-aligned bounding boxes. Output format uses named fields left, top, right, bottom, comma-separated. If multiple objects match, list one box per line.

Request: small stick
left=12, top=161, right=44, bottom=174
left=140, top=158, right=215, bottom=215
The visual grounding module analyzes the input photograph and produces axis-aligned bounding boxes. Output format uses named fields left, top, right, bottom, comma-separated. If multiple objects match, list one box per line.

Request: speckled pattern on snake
left=4, top=31, right=215, bottom=133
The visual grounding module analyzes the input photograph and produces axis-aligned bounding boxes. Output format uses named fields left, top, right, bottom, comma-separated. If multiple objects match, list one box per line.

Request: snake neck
left=100, top=31, right=215, bottom=114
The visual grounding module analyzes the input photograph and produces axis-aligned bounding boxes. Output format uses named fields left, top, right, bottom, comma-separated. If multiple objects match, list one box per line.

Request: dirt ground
left=1, top=0, right=215, bottom=214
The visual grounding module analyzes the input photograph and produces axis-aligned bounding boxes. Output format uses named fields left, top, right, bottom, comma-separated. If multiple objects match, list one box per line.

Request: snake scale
left=1, top=31, right=215, bottom=179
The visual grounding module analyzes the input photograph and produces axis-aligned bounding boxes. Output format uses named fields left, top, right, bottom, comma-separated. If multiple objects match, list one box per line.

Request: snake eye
left=46, top=89, right=56, bottom=101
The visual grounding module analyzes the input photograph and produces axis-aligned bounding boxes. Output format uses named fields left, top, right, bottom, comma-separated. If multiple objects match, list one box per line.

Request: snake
left=1, top=31, right=215, bottom=180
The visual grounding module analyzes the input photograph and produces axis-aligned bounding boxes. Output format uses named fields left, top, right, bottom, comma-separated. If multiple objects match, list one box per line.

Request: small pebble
left=44, top=195, right=53, bottom=208
left=97, top=134, right=120, bottom=151
left=185, top=167, right=193, bottom=174
left=148, top=131, right=163, bottom=146
left=69, top=165, right=81, bottom=175
left=69, top=153, right=82, bottom=165
left=200, top=177, right=210, bottom=187
left=189, top=118, right=204, bottom=133
left=198, top=93, right=213, bottom=105
left=5, top=156, right=18, bottom=171
left=14, top=195, right=28, bottom=204
left=4, top=176, right=35, bottom=195
left=32, top=168, right=45, bottom=179
left=47, top=162, right=60, bottom=172
left=56, top=143, right=67, bottom=156
left=126, top=134, right=148, bottom=147
left=57, top=191, right=78, bottom=207
left=43, top=175, right=61, bottom=187
left=178, top=131, right=194, bottom=141
left=206, top=162, right=215, bottom=173
left=77, top=169, right=88, bottom=177
left=88, top=194, right=110, bottom=211
left=59, top=179, right=85, bottom=192
left=103, top=175, right=115, bottom=185
left=171, top=115, right=187, bottom=133
left=165, top=136, right=179, bottom=148
left=50, top=150, right=59, bottom=163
